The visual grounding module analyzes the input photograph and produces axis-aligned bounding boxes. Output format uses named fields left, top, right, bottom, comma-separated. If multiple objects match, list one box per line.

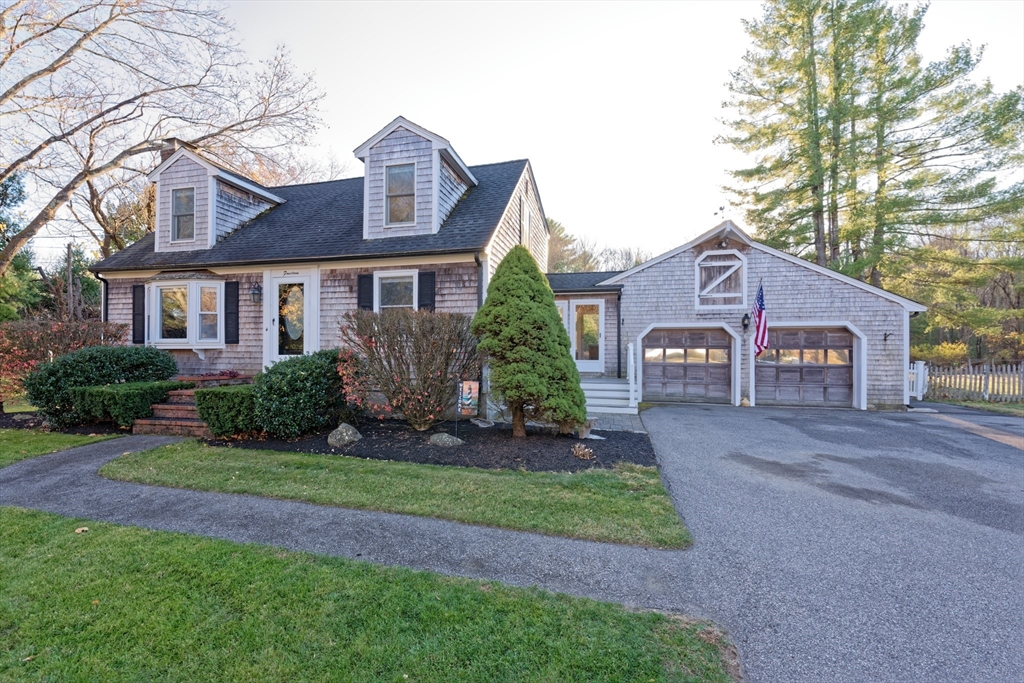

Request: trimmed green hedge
left=253, top=350, right=345, bottom=439
left=24, top=346, right=178, bottom=428
left=68, top=381, right=194, bottom=428
left=195, top=384, right=257, bottom=437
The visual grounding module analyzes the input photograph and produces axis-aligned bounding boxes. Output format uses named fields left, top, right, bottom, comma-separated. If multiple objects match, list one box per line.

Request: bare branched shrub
left=339, top=310, right=480, bottom=431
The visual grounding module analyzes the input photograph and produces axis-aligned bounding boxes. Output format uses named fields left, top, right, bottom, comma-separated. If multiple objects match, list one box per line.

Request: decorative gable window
left=386, top=164, right=415, bottom=225
left=695, top=251, right=746, bottom=309
left=171, top=188, right=195, bottom=241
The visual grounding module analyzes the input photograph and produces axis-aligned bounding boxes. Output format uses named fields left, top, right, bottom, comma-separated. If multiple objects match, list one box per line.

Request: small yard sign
left=459, top=381, right=479, bottom=416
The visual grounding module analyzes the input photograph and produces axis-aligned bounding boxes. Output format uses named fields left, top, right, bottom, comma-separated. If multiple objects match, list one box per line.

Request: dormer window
left=695, top=250, right=746, bottom=309
left=171, top=188, right=195, bottom=241
left=386, top=164, right=415, bottom=225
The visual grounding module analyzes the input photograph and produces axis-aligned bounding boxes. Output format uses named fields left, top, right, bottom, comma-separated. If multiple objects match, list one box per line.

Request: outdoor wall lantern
left=742, top=313, right=751, bottom=331
left=249, top=282, right=263, bottom=305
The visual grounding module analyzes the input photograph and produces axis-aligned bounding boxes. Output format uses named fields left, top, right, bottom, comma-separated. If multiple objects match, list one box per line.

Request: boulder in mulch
left=327, top=423, right=362, bottom=448
left=428, top=432, right=464, bottom=447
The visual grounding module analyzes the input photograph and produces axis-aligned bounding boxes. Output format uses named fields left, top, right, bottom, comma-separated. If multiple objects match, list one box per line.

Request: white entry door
left=556, top=299, right=604, bottom=373
left=265, top=269, right=317, bottom=365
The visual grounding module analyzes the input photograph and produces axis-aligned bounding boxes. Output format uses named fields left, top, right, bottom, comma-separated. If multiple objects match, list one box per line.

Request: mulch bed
left=0, top=411, right=125, bottom=436
left=205, top=419, right=657, bottom=473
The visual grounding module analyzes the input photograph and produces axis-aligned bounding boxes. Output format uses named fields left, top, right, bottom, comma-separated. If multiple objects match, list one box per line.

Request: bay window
left=150, top=280, right=224, bottom=346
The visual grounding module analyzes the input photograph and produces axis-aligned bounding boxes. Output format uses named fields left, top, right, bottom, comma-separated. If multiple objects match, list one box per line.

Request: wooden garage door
left=755, top=328, right=853, bottom=406
left=643, top=329, right=731, bottom=403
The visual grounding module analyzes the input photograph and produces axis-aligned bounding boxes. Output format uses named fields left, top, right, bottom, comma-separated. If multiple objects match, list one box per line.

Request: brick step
left=133, top=417, right=213, bottom=439
left=166, top=389, right=196, bottom=405
left=151, top=403, right=200, bottom=419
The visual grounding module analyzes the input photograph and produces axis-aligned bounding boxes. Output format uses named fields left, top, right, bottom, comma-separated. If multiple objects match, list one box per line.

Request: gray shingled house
left=92, top=116, right=924, bottom=420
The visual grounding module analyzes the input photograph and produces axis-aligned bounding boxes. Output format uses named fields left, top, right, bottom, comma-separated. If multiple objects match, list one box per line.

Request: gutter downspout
left=474, top=251, right=487, bottom=418
left=95, top=273, right=109, bottom=323
left=616, top=289, right=622, bottom=379
left=474, top=252, right=484, bottom=309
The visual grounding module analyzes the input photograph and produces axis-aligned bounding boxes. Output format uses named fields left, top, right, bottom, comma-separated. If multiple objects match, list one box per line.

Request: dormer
left=148, top=141, right=284, bottom=253
left=354, top=116, right=478, bottom=240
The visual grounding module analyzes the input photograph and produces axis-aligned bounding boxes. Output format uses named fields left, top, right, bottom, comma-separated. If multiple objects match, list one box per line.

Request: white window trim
left=147, top=280, right=225, bottom=349
left=694, top=249, right=747, bottom=310
left=169, top=186, right=197, bottom=244
left=384, top=162, right=416, bottom=227
left=373, top=269, right=418, bottom=312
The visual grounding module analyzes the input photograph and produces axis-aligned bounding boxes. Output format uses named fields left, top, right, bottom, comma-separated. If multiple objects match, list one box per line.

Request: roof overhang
left=353, top=115, right=478, bottom=186
left=147, top=147, right=285, bottom=205
left=599, top=220, right=927, bottom=313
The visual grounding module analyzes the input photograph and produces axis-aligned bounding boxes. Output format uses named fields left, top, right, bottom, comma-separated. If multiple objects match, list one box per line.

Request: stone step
left=582, top=388, right=631, bottom=400
left=151, top=403, right=200, bottom=419
left=166, top=389, right=196, bottom=405
left=133, top=417, right=212, bottom=439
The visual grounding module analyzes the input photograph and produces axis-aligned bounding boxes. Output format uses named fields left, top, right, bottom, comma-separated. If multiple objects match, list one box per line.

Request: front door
left=269, top=271, right=312, bottom=364
left=556, top=299, right=604, bottom=373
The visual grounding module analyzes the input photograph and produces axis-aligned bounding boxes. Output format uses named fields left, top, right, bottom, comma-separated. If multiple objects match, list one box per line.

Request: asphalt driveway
left=644, top=403, right=1024, bottom=682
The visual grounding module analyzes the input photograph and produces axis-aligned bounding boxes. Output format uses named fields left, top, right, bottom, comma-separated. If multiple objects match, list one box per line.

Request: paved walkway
left=588, top=412, right=646, bottom=433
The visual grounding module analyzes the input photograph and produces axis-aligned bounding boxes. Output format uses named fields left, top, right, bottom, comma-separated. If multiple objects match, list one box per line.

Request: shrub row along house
left=91, top=116, right=925, bottom=416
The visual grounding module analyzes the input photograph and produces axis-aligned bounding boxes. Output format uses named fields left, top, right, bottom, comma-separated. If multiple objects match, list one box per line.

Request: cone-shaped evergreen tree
left=471, top=245, right=587, bottom=438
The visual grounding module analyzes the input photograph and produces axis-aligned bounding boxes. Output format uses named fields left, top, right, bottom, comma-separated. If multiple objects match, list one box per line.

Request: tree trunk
left=511, top=403, right=527, bottom=438
left=804, top=8, right=828, bottom=267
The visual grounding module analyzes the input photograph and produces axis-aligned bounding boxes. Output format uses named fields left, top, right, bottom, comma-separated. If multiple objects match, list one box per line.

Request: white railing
left=627, top=342, right=638, bottom=407
left=908, top=360, right=928, bottom=401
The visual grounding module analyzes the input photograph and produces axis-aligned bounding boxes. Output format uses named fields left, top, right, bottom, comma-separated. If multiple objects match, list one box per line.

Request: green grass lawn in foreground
left=100, top=440, right=690, bottom=548
left=0, top=506, right=733, bottom=682
left=0, top=429, right=116, bottom=469
left=937, top=400, right=1024, bottom=418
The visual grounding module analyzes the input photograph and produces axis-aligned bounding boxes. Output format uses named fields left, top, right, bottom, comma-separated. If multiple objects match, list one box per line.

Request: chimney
left=159, top=138, right=194, bottom=163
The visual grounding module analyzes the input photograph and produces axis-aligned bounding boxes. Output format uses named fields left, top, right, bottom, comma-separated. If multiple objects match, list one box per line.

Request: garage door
left=642, top=328, right=732, bottom=403
left=755, top=328, right=853, bottom=406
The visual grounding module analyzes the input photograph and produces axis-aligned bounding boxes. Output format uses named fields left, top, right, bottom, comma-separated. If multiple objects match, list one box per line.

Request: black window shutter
left=418, top=271, right=435, bottom=312
left=357, top=274, right=374, bottom=310
left=225, top=281, right=239, bottom=344
left=131, top=285, right=145, bottom=344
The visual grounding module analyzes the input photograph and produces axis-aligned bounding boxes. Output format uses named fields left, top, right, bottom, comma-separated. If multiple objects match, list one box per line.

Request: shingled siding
left=616, top=243, right=909, bottom=407
left=105, top=272, right=265, bottom=376
left=365, top=127, right=434, bottom=238
left=318, top=262, right=479, bottom=348
left=438, top=157, right=468, bottom=226
left=156, top=156, right=210, bottom=252
left=215, top=181, right=272, bottom=243
left=555, top=293, right=621, bottom=378
left=487, top=165, right=547, bottom=277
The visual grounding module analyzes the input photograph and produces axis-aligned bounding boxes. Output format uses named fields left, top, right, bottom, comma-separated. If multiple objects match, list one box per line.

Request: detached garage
left=560, top=221, right=926, bottom=412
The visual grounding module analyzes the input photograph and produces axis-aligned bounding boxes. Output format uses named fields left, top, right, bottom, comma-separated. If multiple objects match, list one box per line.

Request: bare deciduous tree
left=0, top=0, right=325, bottom=275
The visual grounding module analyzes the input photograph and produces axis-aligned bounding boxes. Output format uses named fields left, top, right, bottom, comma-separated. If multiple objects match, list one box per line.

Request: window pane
left=803, top=349, right=825, bottom=365
left=160, top=287, right=188, bottom=339
left=388, top=195, right=415, bottom=224
left=386, top=164, right=415, bottom=195
left=200, top=286, right=217, bottom=312
left=379, top=276, right=414, bottom=308
left=278, top=283, right=304, bottom=355
left=199, top=313, right=218, bottom=340
left=828, top=349, right=850, bottom=365
left=708, top=348, right=729, bottom=363
left=778, top=349, right=800, bottom=364
left=686, top=348, right=707, bottom=363
left=174, top=215, right=194, bottom=240
left=644, top=348, right=663, bottom=362
left=574, top=304, right=600, bottom=361
left=665, top=348, right=685, bottom=363
left=756, top=350, right=776, bottom=363
left=172, top=188, right=194, bottom=215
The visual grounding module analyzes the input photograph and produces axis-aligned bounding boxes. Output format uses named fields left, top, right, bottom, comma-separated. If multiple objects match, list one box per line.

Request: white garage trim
left=760, top=321, right=867, bottom=410
left=636, top=323, right=742, bottom=407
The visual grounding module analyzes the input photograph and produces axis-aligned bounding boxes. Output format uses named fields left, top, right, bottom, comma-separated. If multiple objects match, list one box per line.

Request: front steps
left=581, top=379, right=637, bottom=415
left=132, top=388, right=213, bottom=438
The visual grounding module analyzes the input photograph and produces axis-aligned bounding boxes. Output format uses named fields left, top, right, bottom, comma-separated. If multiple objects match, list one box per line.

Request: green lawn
left=101, top=441, right=691, bottom=549
left=938, top=400, right=1024, bottom=418
left=0, top=429, right=116, bottom=469
left=1, top=397, right=35, bottom=413
left=0, top=507, right=733, bottom=682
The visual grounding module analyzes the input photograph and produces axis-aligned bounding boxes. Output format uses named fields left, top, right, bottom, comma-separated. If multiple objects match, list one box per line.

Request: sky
left=28, top=0, right=1024, bottom=263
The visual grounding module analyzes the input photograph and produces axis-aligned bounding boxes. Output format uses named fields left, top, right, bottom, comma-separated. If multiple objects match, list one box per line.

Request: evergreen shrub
left=195, top=384, right=258, bottom=437
left=252, top=350, right=345, bottom=439
left=24, top=345, right=178, bottom=427
left=68, top=381, right=193, bottom=428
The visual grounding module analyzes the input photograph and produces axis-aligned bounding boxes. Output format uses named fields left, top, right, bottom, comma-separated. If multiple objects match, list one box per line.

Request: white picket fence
left=916, top=362, right=1024, bottom=403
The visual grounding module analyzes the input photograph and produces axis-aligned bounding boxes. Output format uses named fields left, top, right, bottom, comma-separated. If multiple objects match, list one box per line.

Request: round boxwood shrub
left=24, top=345, right=178, bottom=428
left=252, top=349, right=345, bottom=439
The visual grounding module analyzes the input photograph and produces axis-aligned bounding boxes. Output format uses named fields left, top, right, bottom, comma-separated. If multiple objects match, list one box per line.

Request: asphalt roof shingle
left=93, top=160, right=528, bottom=272
left=545, top=271, right=623, bottom=292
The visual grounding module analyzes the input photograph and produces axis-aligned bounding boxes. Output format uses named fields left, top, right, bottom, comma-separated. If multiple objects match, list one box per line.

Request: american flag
left=752, top=284, right=769, bottom=356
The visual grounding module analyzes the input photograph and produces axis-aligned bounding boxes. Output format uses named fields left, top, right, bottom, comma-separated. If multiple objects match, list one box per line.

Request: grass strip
left=0, top=506, right=732, bottom=682
left=0, top=429, right=116, bottom=469
left=101, top=440, right=690, bottom=549
left=930, top=400, right=1024, bottom=418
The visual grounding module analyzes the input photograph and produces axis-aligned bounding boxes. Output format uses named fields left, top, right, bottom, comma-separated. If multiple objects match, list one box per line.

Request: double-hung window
left=151, top=280, right=224, bottom=345
left=695, top=251, right=746, bottom=309
left=374, top=270, right=417, bottom=311
left=171, top=188, right=195, bottom=241
left=386, top=164, right=415, bottom=225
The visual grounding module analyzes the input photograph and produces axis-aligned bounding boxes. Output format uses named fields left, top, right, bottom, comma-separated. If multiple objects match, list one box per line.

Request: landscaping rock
left=429, top=432, right=464, bottom=447
left=327, top=423, right=362, bottom=448
left=470, top=418, right=494, bottom=428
